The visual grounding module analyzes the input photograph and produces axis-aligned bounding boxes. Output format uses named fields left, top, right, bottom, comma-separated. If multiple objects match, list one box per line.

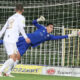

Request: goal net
left=0, top=0, right=80, bottom=68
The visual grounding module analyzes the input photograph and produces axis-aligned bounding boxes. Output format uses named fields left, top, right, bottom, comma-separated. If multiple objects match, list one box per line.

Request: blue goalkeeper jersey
left=18, top=20, right=68, bottom=48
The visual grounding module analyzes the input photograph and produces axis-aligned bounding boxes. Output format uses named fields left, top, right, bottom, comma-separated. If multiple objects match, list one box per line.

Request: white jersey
left=0, top=13, right=27, bottom=43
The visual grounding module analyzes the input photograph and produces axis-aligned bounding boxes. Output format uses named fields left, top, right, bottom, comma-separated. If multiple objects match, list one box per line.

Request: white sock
left=6, top=60, right=19, bottom=75
left=0, top=58, right=14, bottom=73
left=13, top=60, right=19, bottom=67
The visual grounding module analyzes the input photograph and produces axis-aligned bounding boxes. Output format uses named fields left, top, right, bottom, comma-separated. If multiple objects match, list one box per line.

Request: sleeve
left=0, top=21, right=8, bottom=38
left=50, top=34, right=68, bottom=40
left=19, top=17, right=28, bottom=39
left=32, top=20, right=44, bottom=29
left=20, top=17, right=25, bottom=27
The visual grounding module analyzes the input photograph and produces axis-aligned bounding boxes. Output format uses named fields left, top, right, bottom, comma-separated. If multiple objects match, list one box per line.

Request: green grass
left=0, top=73, right=80, bottom=80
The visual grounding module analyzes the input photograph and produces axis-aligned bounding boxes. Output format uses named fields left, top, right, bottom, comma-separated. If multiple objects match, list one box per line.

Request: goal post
left=61, top=25, right=65, bottom=67
left=62, top=28, right=80, bottom=67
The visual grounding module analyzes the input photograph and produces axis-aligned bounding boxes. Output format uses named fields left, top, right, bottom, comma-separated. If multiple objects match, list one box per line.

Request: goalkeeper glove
left=68, top=30, right=78, bottom=38
left=37, top=16, right=45, bottom=22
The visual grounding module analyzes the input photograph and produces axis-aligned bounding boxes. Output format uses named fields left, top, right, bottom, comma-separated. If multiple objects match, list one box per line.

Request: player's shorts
left=17, top=39, right=31, bottom=56
left=4, top=41, right=18, bottom=55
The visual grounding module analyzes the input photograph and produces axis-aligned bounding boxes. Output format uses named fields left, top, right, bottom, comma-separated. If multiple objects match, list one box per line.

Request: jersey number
left=8, top=19, right=14, bottom=29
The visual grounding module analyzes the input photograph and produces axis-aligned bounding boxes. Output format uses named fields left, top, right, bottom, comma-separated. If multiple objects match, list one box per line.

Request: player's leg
left=6, top=51, right=20, bottom=76
left=0, top=58, right=14, bottom=77
left=2, top=54, right=16, bottom=77
left=0, top=55, right=16, bottom=77
left=5, top=40, right=31, bottom=75
left=0, top=42, right=17, bottom=77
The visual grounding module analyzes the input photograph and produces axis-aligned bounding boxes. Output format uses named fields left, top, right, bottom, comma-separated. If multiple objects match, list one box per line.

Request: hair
left=16, top=4, right=24, bottom=12
left=47, top=22, right=54, bottom=26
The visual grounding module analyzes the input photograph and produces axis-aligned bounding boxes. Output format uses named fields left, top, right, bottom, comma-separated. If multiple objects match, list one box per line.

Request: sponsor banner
left=1, top=64, right=80, bottom=77
left=12, top=64, right=43, bottom=74
left=42, top=67, right=80, bottom=77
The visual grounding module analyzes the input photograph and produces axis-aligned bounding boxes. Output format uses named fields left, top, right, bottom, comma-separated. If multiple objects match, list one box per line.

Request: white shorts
left=4, top=41, right=18, bottom=55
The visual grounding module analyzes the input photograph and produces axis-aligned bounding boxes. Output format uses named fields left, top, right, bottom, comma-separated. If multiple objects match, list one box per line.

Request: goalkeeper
left=0, top=16, right=78, bottom=76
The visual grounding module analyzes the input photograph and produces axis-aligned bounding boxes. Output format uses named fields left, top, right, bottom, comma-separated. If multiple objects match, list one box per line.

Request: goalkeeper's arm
left=49, top=30, right=78, bottom=40
left=32, top=16, right=45, bottom=29
left=37, top=16, right=45, bottom=22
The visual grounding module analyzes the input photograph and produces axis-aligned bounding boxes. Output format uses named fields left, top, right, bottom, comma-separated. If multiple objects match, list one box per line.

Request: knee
left=17, top=51, right=21, bottom=60
left=10, top=54, right=17, bottom=61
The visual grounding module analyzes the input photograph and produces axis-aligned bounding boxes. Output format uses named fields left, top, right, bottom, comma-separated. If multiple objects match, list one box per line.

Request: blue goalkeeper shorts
left=17, top=39, right=31, bottom=56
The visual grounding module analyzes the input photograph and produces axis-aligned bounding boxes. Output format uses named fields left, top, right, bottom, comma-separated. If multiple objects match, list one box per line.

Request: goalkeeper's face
left=47, top=24, right=53, bottom=33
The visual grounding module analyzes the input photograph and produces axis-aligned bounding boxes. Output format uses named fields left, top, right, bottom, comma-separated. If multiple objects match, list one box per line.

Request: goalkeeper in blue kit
left=0, top=16, right=78, bottom=76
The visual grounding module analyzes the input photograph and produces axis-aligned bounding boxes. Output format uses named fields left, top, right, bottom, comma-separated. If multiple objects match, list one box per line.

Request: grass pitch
left=0, top=73, right=80, bottom=80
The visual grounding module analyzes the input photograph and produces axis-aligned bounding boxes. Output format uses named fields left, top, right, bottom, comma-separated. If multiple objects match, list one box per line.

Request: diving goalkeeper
left=0, top=16, right=78, bottom=77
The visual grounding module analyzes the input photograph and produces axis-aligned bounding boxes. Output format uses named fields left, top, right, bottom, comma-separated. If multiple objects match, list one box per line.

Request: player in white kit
left=0, top=4, right=31, bottom=77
